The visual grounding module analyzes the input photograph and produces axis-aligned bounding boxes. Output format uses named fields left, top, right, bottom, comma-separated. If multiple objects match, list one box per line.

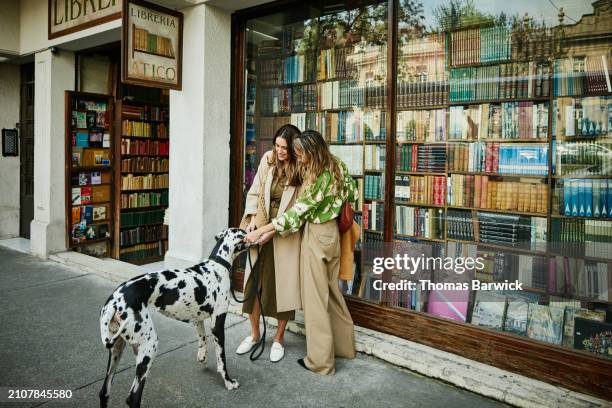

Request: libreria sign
left=49, top=0, right=121, bottom=38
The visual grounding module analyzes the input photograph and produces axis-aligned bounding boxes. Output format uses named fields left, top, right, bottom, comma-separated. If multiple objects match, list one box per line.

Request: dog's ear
left=214, top=230, right=225, bottom=242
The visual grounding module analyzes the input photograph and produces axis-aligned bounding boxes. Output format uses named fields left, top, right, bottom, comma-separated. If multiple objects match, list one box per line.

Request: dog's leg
left=212, top=312, right=239, bottom=390
left=126, top=322, right=158, bottom=408
left=99, top=337, right=126, bottom=408
left=195, top=320, right=208, bottom=364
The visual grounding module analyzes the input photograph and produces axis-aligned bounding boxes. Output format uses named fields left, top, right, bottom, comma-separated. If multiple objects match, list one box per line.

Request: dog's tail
left=99, top=301, right=129, bottom=349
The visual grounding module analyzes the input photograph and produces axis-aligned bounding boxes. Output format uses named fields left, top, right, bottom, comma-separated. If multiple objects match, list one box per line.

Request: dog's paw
left=197, top=348, right=207, bottom=364
left=224, top=379, right=239, bottom=390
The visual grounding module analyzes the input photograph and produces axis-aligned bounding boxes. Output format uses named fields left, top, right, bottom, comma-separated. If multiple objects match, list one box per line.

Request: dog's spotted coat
left=99, top=228, right=251, bottom=408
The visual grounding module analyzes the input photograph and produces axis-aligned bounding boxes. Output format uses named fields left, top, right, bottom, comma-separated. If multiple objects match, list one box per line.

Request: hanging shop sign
left=49, top=0, right=122, bottom=39
left=122, top=0, right=183, bottom=90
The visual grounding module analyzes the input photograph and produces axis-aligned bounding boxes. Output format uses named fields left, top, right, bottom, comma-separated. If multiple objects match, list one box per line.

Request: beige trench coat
left=242, top=151, right=302, bottom=313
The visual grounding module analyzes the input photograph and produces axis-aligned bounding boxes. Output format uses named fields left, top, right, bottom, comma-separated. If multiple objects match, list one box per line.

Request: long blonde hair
left=267, top=124, right=301, bottom=186
left=293, top=130, right=343, bottom=192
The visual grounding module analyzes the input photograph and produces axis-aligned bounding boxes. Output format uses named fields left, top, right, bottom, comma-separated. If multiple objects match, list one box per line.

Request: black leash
left=230, top=245, right=267, bottom=362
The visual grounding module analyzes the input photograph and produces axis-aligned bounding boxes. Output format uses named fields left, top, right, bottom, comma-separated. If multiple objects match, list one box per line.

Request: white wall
left=30, top=49, right=75, bottom=258
left=0, top=63, right=21, bottom=239
left=166, top=3, right=231, bottom=267
left=0, top=2, right=20, bottom=56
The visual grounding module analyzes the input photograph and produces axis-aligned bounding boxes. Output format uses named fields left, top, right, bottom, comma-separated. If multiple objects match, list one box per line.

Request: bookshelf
left=114, top=100, right=169, bottom=264
left=65, top=91, right=114, bottom=256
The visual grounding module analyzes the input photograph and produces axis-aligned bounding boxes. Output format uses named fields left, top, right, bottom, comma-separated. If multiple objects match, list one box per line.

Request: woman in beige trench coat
left=246, top=130, right=357, bottom=375
left=237, top=124, right=302, bottom=362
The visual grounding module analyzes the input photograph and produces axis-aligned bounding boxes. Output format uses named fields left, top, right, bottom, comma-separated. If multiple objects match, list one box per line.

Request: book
left=471, top=292, right=507, bottom=330
left=573, top=318, right=612, bottom=357
left=426, top=289, right=470, bottom=322
left=562, top=308, right=606, bottom=348
left=92, top=205, right=107, bottom=221
left=527, top=304, right=564, bottom=345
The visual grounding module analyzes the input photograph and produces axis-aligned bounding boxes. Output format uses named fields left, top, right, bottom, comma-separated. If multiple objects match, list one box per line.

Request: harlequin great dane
left=99, top=228, right=251, bottom=408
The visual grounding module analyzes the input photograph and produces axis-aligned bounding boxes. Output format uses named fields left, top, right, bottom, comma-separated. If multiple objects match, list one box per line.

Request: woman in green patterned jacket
left=246, top=130, right=357, bottom=375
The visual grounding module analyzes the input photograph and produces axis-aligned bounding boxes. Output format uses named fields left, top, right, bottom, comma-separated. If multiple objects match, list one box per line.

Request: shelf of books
left=114, top=100, right=169, bottom=264
left=65, top=92, right=114, bottom=256
left=243, top=6, right=611, bottom=359
left=385, top=23, right=612, bottom=356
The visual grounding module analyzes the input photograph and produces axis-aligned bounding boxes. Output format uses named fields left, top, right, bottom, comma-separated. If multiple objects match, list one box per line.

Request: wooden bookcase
left=113, top=100, right=169, bottom=264
left=65, top=91, right=115, bottom=256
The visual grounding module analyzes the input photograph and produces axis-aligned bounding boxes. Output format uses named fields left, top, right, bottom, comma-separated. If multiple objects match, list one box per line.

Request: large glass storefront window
left=241, top=0, right=612, bottom=362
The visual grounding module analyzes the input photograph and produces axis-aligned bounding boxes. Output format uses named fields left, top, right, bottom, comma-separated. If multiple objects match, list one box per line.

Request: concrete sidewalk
left=0, top=246, right=508, bottom=408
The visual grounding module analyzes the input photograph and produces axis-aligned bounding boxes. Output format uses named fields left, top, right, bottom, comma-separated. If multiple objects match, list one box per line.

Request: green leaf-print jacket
left=272, top=159, right=357, bottom=234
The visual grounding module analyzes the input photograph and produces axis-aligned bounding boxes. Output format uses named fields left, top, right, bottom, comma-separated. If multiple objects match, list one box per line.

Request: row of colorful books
left=120, top=209, right=166, bottom=229
left=122, top=120, right=168, bottom=138
left=477, top=212, right=546, bottom=250
left=449, top=62, right=550, bottom=102
left=548, top=256, right=611, bottom=301
left=553, top=96, right=611, bottom=138
left=448, top=175, right=548, bottom=214
left=394, top=206, right=444, bottom=239
left=328, top=145, right=362, bottom=176
left=553, top=55, right=612, bottom=97
left=448, top=102, right=549, bottom=140
left=394, top=175, right=446, bottom=206
left=119, top=241, right=167, bottom=262
left=72, top=130, right=111, bottom=148
left=559, top=179, right=612, bottom=218
left=364, top=145, right=386, bottom=171
left=121, top=104, right=168, bottom=122
left=448, top=142, right=548, bottom=175
left=71, top=221, right=110, bottom=243
left=119, top=224, right=167, bottom=248
left=396, top=109, right=446, bottom=142
left=70, top=171, right=109, bottom=187
left=550, top=219, right=612, bottom=260
left=362, top=202, right=384, bottom=232
left=555, top=141, right=612, bottom=176
left=71, top=185, right=110, bottom=205
left=71, top=109, right=108, bottom=130
left=120, top=174, right=169, bottom=191
left=121, top=157, right=169, bottom=173
left=396, top=144, right=446, bottom=172
left=120, top=191, right=168, bottom=209
left=450, top=26, right=512, bottom=66
left=120, top=139, right=169, bottom=157
left=71, top=204, right=108, bottom=225
left=364, top=173, right=383, bottom=201
left=133, top=27, right=174, bottom=58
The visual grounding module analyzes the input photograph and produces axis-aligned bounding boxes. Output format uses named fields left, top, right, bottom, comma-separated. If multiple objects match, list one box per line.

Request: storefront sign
left=122, top=0, right=183, bottom=90
left=48, top=0, right=122, bottom=39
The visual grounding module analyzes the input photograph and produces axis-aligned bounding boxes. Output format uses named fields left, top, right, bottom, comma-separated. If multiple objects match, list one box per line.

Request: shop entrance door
left=19, top=63, right=34, bottom=238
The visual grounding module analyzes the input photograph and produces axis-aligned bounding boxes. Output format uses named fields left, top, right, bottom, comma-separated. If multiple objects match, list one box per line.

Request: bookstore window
left=392, top=0, right=612, bottom=360
left=240, top=0, right=612, bottom=363
left=242, top=0, right=388, bottom=303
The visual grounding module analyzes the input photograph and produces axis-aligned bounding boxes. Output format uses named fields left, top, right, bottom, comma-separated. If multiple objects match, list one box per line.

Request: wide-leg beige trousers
left=301, top=220, right=356, bottom=375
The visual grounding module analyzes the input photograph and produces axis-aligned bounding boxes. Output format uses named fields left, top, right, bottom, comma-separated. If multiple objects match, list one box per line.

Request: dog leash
left=230, top=245, right=267, bottom=362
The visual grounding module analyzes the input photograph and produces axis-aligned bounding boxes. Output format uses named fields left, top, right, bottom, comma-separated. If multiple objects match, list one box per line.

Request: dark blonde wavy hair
left=267, top=124, right=301, bottom=186
left=293, top=130, right=343, bottom=192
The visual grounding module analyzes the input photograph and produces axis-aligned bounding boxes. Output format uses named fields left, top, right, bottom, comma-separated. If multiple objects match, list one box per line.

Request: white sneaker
left=236, top=336, right=258, bottom=355
left=270, top=341, right=285, bottom=363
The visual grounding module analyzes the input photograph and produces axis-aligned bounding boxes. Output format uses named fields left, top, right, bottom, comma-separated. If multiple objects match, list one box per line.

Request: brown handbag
left=337, top=201, right=354, bottom=233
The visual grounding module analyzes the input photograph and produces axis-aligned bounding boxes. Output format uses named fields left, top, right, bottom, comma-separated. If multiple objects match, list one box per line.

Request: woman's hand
left=257, top=230, right=275, bottom=245
left=245, top=217, right=257, bottom=233
left=246, top=228, right=264, bottom=243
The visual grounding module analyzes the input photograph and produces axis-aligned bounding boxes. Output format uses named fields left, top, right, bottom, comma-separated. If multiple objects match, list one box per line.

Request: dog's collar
left=210, top=255, right=232, bottom=270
